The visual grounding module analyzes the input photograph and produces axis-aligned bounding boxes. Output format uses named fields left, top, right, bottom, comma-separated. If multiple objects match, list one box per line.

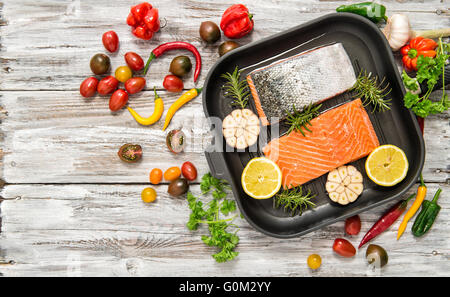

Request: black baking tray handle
left=204, top=150, right=231, bottom=182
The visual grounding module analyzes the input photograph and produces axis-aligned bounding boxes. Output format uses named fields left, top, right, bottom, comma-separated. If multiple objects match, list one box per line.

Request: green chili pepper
left=336, top=2, right=388, bottom=23
left=411, top=188, right=442, bottom=237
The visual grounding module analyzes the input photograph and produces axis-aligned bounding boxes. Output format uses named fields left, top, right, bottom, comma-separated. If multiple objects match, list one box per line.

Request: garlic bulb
left=382, top=14, right=411, bottom=51
left=326, top=165, right=364, bottom=205
left=222, top=109, right=260, bottom=149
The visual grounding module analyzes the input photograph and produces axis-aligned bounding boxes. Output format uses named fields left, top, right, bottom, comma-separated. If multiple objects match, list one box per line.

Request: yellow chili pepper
left=162, top=88, right=202, bottom=131
left=127, top=87, right=164, bottom=126
left=397, top=174, right=427, bottom=240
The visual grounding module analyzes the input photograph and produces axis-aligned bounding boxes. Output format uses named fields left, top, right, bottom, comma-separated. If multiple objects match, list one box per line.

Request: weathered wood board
left=0, top=0, right=449, bottom=277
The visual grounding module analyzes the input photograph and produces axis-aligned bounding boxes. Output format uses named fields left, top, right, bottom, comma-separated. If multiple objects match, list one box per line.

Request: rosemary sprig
left=285, top=103, right=322, bottom=136
left=351, top=70, right=392, bottom=112
left=273, top=186, right=316, bottom=216
left=221, top=66, right=249, bottom=109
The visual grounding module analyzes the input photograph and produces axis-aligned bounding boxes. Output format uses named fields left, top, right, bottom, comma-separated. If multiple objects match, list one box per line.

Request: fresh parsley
left=402, top=37, right=450, bottom=118
left=187, top=173, right=239, bottom=263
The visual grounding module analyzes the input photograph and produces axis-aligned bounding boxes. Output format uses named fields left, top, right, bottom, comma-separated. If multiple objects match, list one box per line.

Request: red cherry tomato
left=124, top=52, right=145, bottom=71
left=109, top=89, right=129, bottom=112
left=181, top=162, right=198, bottom=181
left=125, top=77, right=146, bottom=94
left=345, top=215, right=361, bottom=235
left=163, top=75, right=184, bottom=92
left=97, top=76, right=119, bottom=95
left=333, top=238, right=356, bottom=258
left=102, top=31, right=119, bottom=53
left=80, top=77, right=98, bottom=98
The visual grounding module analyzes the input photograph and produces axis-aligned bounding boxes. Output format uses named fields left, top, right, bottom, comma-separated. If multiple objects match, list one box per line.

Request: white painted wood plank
left=0, top=183, right=448, bottom=276
left=0, top=0, right=448, bottom=90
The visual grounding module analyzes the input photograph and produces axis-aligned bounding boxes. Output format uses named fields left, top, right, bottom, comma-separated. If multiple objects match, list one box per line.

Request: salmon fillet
left=246, top=43, right=356, bottom=126
left=263, top=99, right=379, bottom=188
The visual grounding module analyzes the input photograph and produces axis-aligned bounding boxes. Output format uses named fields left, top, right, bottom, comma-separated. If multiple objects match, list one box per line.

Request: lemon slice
left=241, top=157, right=282, bottom=199
left=365, top=145, right=409, bottom=187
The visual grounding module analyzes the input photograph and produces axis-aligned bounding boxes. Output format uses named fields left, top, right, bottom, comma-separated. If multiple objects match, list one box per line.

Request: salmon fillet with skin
left=263, top=99, right=379, bottom=189
left=246, top=43, right=356, bottom=126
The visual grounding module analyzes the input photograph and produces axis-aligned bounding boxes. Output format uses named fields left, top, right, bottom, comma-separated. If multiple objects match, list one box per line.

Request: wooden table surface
left=0, top=0, right=449, bottom=277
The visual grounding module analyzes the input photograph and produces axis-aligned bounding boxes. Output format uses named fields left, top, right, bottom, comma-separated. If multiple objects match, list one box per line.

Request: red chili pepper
left=400, top=37, right=438, bottom=71
left=220, top=4, right=254, bottom=39
left=143, top=41, right=202, bottom=82
left=358, top=194, right=415, bottom=248
left=126, top=2, right=160, bottom=40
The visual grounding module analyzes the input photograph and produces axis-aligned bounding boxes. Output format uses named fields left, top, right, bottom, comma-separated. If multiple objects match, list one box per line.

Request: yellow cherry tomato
left=307, top=254, right=322, bottom=270
left=115, top=65, right=133, bottom=83
left=141, top=187, right=157, bottom=203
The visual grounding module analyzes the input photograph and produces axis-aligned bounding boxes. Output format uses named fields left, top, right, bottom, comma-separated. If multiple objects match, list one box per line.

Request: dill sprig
left=221, top=66, right=249, bottom=109
left=351, top=70, right=392, bottom=112
left=273, top=186, right=316, bottom=216
left=285, top=103, right=322, bottom=136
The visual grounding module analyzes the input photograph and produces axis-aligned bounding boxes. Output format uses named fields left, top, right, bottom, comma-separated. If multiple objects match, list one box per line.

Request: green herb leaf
left=351, top=70, right=392, bottom=112
left=273, top=186, right=316, bottom=216
left=403, top=37, right=450, bottom=117
left=221, top=66, right=250, bottom=109
left=285, top=103, right=322, bottom=136
left=187, top=173, right=239, bottom=263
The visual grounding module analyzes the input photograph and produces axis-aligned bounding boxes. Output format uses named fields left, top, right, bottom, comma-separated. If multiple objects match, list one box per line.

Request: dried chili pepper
left=126, top=2, right=160, bottom=40
left=143, top=41, right=202, bottom=82
left=220, top=4, right=254, bottom=39
left=358, top=194, right=414, bottom=248
left=400, top=37, right=438, bottom=71
left=412, top=188, right=442, bottom=237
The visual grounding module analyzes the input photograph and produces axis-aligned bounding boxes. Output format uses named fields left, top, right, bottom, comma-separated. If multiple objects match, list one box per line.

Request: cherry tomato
left=80, top=77, right=98, bottom=98
left=115, top=66, right=133, bottom=83
left=150, top=168, right=163, bottom=185
left=102, top=31, right=119, bottom=53
left=141, top=187, right=157, bottom=203
left=163, top=75, right=184, bottom=92
left=164, top=166, right=181, bottom=181
left=345, top=215, right=361, bottom=235
left=125, top=77, right=146, bottom=94
left=97, top=76, right=119, bottom=95
left=125, top=52, right=145, bottom=71
left=332, top=238, right=356, bottom=258
left=168, top=178, right=189, bottom=196
left=307, top=254, right=322, bottom=270
left=181, top=162, right=197, bottom=181
left=90, top=53, right=110, bottom=75
left=118, top=143, right=142, bottom=163
left=109, top=89, right=129, bottom=112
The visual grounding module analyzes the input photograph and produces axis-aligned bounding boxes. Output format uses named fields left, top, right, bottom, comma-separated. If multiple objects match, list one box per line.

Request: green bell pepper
left=336, top=2, right=388, bottom=23
left=411, top=188, right=442, bottom=237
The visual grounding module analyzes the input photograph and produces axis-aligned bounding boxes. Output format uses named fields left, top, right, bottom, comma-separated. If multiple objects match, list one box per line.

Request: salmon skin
left=247, top=43, right=357, bottom=126
left=263, top=99, right=379, bottom=189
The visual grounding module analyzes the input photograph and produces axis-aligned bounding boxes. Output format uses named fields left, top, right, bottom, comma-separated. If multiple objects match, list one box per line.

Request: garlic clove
left=245, top=124, right=260, bottom=136
left=326, top=181, right=340, bottom=193
left=329, top=192, right=339, bottom=202
left=348, top=183, right=363, bottom=196
left=338, top=192, right=349, bottom=205
left=345, top=188, right=358, bottom=203
left=235, top=135, right=247, bottom=150
left=343, top=175, right=351, bottom=186
left=338, top=166, right=348, bottom=180
left=351, top=171, right=363, bottom=183
left=328, top=169, right=342, bottom=183
left=223, top=128, right=236, bottom=138
left=335, top=185, right=346, bottom=194
left=347, top=165, right=358, bottom=176
left=225, top=136, right=236, bottom=148
left=244, top=130, right=258, bottom=147
left=222, top=114, right=237, bottom=129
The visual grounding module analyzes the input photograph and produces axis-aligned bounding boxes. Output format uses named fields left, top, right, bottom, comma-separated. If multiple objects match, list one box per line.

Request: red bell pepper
left=400, top=37, right=438, bottom=71
left=220, top=4, right=254, bottom=39
left=126, top=2, right=160, bottom=40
